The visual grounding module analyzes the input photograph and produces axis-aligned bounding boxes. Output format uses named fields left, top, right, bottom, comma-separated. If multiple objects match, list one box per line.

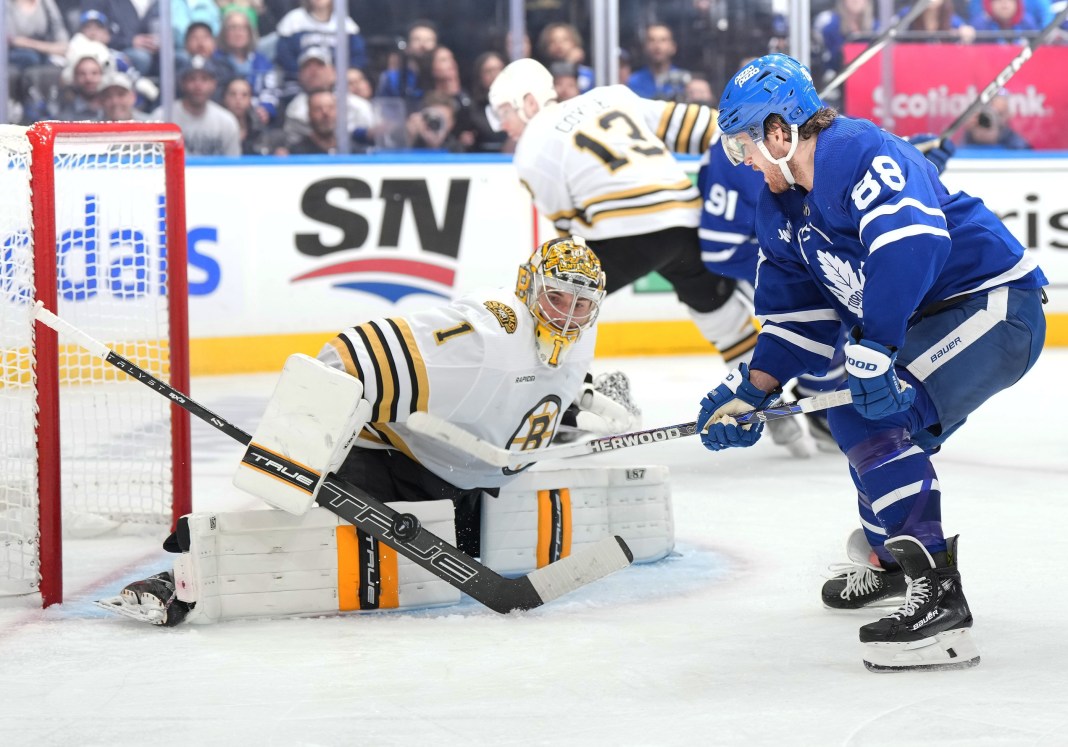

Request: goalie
left=105, top=236, right=666, bottom=626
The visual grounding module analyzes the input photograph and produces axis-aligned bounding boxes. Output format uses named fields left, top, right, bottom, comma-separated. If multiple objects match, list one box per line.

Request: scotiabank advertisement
left=842, top=43, right=1068, bottom=150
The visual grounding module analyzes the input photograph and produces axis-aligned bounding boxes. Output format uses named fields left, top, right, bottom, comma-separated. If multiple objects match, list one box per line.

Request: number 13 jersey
left=514, top=85, right=720, bottom=240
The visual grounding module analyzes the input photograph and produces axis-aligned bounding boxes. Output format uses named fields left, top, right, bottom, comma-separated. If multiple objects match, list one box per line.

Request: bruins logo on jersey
left=483, top=300, right=518, bottom=334
left=502, top=395, right=563, bottom=475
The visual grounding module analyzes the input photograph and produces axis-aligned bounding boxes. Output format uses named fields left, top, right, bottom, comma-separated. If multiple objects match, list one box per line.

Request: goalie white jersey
left=514, top=84, right=719, bottom=240
left=317, top=288, right=594, bottom=490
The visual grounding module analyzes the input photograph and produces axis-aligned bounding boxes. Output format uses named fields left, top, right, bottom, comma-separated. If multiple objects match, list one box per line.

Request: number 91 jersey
left=514, top=85, right=720, bottom=240
left=317, top=289, right=595, bottom=489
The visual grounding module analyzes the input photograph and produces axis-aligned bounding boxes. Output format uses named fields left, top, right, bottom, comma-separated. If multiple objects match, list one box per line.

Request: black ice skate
left=859, top=535, right=980, bottom=672
left=94, top=570, right=192, bottom=627
left=822, top=528, right=906, bottom=610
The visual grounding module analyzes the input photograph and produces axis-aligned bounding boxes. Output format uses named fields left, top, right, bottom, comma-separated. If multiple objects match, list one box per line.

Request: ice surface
left=2, top=351, right=1066, bottom=746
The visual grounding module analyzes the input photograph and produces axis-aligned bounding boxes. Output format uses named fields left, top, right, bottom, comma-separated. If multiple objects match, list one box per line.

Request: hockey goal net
left=0, top=122, right=191, bottom=606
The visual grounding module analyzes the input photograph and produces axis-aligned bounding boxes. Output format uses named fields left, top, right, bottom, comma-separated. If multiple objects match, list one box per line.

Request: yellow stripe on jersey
left=544, top=206, right=582, bottom=222
left=580, top=178, right=695, bottom=210
left=359, top=322, right=397, bottom=423
left=390, top=318, right=429, bottom=413
left=582, top=197, right=702, bottom=226
left=326, top=335, right=360, bottom=378
left=655, top=104, right=674, bottom=143
left=376, top=423, right=419, bottom=463
left=677, top=104, right=700, bottom=153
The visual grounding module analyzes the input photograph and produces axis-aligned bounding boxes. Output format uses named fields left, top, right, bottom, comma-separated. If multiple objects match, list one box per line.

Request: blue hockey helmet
left=717, top=54, right=824, bottom=166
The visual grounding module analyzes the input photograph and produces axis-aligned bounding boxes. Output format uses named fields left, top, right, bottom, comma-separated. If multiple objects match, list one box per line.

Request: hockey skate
left=94, top=570, right=192, bottom=627
left=822, top=528, right=906, bottom=609
left=859, top=535, right=980, bottom=672
left=804, top=412, right=840, bottom=454
left=765, top=387, right=812, bottom=458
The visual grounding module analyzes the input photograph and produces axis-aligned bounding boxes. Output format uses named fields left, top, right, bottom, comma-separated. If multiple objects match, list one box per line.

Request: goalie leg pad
left=482, top=465, right=673, bottom=575
left=172, top=501, right=460, bottom=624
left=233, top=354, right=372, bottom=514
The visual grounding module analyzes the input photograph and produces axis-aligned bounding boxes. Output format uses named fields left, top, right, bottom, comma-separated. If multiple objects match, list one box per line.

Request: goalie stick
left=33, top=302, right=633, bottom=614
left=407, top=389, right=855, bottom=468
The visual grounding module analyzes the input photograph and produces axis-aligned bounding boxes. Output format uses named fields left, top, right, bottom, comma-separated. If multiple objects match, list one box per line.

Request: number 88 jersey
left=514, top=85, right=720, bottom=240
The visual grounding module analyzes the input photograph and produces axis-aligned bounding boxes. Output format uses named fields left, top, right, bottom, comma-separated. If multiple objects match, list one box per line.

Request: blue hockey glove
left=696, top=363, right=777, bottom=451
left=905, top=133, right=956, bottom=175
left=844, top=331, right=916, bottom=420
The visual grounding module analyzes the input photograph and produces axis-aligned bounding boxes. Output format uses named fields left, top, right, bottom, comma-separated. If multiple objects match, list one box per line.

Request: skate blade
left=94, top=596, right=166, bottom=625
left=862, top=628, right=980, bottom=672
left=823, top=595, right=906, bottom=612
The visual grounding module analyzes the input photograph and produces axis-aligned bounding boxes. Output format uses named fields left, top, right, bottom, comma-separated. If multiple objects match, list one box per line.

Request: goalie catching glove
left=696, top=363, right=778, bottom=451
left=557, top=371, right=641, bottom=441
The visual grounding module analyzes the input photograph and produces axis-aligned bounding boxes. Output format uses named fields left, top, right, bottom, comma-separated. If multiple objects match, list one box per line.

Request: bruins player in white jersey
left=105, top=238, right=643, bottom=625
left=488, top=58, right=807, bottom=457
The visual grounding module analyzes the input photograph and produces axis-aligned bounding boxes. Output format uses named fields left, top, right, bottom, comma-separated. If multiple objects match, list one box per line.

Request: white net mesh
left=0, top=125, right=179, bottom=596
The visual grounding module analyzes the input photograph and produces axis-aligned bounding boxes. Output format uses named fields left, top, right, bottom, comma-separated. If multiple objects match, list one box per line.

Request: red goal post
left=0, top=121, right=191, bottom=607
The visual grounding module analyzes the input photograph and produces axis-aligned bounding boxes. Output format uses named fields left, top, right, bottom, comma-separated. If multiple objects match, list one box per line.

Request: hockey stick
left=407, top=389, right=854, bottom=468
left=926, top=2, right=1068, bottom=145
left=32, top=302, right=633, bottom=614
left=818, top=0, right=934, bottom=98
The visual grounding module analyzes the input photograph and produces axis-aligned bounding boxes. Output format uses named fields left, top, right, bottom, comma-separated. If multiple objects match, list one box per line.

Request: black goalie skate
left=859, top=535, right=980, bottom=672
left=95, top=570, right=192, bottom=627
left=822, top=528, right=906, bottom=610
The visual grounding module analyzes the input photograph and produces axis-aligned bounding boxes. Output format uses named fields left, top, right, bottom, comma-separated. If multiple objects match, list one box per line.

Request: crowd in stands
left=4, top=0, right=1063, bottom=154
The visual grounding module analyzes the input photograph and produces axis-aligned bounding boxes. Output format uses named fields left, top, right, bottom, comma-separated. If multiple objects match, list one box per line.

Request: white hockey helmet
left=488, top=58, right=557, bottom=126
left=516, top=236, right=606, bottom=368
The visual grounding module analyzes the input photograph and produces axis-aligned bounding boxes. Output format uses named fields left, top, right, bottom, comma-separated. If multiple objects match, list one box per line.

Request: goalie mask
left=516, top=236, right=606, bottom=368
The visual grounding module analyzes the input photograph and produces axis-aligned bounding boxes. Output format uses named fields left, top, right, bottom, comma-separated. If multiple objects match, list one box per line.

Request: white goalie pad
left=233, top=354, right=371, bottom=514
left=482, top=465, right=673, bottom=575
left=173, top=501, right=460, bottom=623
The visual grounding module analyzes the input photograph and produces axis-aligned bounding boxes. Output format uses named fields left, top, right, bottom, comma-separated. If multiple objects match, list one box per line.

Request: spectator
left=684, top=75, right=715, bottom=105
left=288, top=87, right=338, bottom=154
left=221, top=75, right=283, bottom=154
left=283, top=46, right=374, bottom=143
left=968, top=0, right=1053, bottom=26
left=346, top=66, right=372, bottom=99
left=407, top=91, right=462, bottom=151
left=902, top=0, right=977, bottom=42
left=274, top=0, right=367, bottom=84
left=170, top=0, right=221, bottom=53
left=626, top=23, right=691, bottom=101
left=503, top=28, right=531, bottom=61
left=181, top=20, right=216, bottom=67
left=55, top=39, right=110, bottom=120
left=468, top=49, right=508, bottom=153
left=6, top=0, right=70, bottom=71
left=213, top=6, right=279, bottom=121
left=550, top=61, right=581, bottom=102
left=152, top=54, right=241, bottom=156
left=95, top=70, right=148, bottom=120
left=617, top=49, right=632, bottom=84
left=971, top=0, right=1041, bottom=42
left=536, top=22, right=594, bottom=94
left=813, top=0, right=876, bottom=91
left=376, top=18, right=436, bottom=106
left=963, top=92, right=1031, bottom=149
left=80, top=0, right=160, bottom=75
left=427, top=45, right=474, bottom=146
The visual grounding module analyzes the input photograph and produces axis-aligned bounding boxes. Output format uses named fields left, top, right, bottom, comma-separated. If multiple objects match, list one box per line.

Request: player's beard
left=762, top=163, right=792, bottom=194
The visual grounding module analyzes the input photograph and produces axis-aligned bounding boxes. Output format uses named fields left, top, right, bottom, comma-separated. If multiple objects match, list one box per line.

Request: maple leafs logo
left=817, top=250, right=865, bottom=317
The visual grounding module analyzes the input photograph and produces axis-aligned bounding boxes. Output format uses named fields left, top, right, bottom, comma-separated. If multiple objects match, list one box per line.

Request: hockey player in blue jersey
left=696, top=53, right=1047, bottom=672
left=697, top=122, right=955, bottom=454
